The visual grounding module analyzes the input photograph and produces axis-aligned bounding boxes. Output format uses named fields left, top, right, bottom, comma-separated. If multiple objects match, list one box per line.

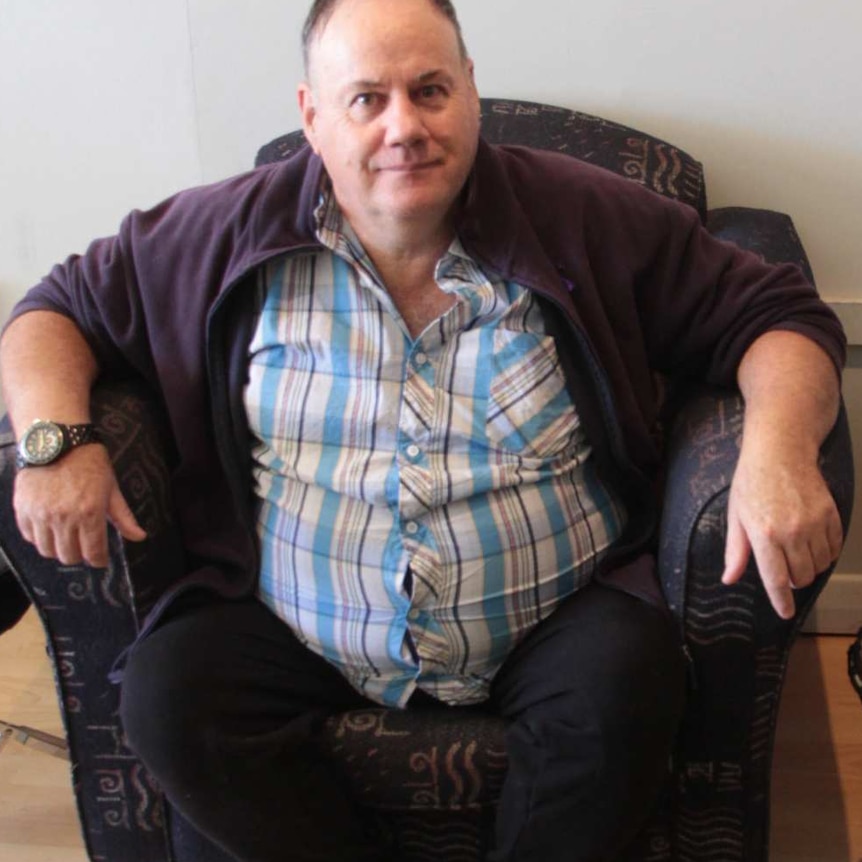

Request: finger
left=749, top=538, right=796, bottom=619
left=107, top=487, right=147, bottom=542
left=786, top=504, right=844, bottom=584
left=765, top=579, right=796, bottom=620
left=15, top=511, right=36, bottom=546
left=807, top=531, right=837, bottom=580
left=30, top=523, right=59, bottom=562
left=782, top=540, right=818, bottom=592
left=722, top=511, right=751, bottom=585
left=78, top=522, right=111, bottom=569
left=54, top=531, right=86, bottom=567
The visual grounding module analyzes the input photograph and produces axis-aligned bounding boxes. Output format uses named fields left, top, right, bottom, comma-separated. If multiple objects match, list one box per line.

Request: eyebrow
left=345, top=69, right=455, bottom=91
left=414, top=69, right=453, bottom=84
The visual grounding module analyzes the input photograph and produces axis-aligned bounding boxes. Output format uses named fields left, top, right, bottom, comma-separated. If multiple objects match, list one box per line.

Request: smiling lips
left=375, top=160, right=443, bottom=173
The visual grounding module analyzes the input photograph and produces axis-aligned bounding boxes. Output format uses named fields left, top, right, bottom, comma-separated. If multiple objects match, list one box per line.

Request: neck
left=340, top=209, right=459, bottom=338
left=346, top=212, right=455, bottom=287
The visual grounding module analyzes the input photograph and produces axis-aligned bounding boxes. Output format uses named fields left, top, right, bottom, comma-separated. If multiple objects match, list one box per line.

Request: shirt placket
left=397, top=326, right=446, bottom=672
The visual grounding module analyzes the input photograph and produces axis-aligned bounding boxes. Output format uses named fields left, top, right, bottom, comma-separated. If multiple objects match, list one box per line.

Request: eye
left=416, top=84, right=446, bottom=102
left=351, top=92, right=380, bottom=109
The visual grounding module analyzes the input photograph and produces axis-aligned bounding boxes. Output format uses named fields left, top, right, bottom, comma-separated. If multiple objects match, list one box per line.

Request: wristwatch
left=16, top=420, right=101, bottom=468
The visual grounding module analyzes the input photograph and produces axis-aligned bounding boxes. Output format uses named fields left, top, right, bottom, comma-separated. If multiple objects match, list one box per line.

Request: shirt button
left=405, top=521, right=420, bottom=535
left=408, top=607, right=421, bottom=621
left=405, top=444, right=421, bottom=460
left=414, top=352, right=429, bottom=367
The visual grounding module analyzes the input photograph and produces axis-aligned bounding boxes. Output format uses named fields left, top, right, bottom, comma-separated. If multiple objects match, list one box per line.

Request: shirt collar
left=313, top=177, right=484, bottom=289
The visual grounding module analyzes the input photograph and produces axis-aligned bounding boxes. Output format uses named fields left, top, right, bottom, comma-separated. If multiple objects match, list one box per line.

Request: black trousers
left=120, top=583, right=686, bottom=862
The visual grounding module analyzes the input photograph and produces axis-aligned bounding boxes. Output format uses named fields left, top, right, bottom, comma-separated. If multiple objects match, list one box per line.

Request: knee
left=119, top=636, right=216, bottom=773
left=513, top=601, right=686, bottom=774
left=589, top=611, right=686, bottom=757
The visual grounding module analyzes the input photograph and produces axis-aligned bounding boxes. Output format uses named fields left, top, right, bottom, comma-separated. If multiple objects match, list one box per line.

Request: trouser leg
left=119, top=594, right=382, bottom=862
left=487, top=584, right=686, bottom=862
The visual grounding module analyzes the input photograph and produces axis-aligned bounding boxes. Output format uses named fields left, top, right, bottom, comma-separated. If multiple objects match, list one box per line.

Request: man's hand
left=721, top=329, right=843, bottom=619
left=2, top=311, right=146, bottom=568
left=13, top=444, right=146, bottom=569
left=722, top=442, right=843, bottom=619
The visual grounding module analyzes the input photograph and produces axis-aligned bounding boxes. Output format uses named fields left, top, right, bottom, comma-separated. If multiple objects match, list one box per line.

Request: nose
left=383, top=93, right=428, bottom=148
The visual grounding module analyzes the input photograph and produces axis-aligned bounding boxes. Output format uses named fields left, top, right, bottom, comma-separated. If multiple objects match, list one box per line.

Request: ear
left=297, top=82, right=320, bottom=154
left=464, top=59, right=480, bottom=109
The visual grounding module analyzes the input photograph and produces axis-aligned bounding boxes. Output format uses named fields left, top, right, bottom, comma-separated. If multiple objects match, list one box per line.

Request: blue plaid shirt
left=245, top=192, right=625, bottom=707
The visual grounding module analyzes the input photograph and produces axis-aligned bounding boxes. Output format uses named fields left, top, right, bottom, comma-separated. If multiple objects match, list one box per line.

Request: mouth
left=376, top=160, right=443, bottom=174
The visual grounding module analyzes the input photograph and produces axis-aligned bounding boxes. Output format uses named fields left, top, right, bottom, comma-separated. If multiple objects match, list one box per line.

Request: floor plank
left=771, top=633, right=862, bottom=862
left=0, top=608, right=88, bottom=862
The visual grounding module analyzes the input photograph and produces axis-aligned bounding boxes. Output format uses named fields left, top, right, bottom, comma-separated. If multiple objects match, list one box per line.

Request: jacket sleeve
left=568, top=173, right=847, bottom=385
left=6, top=216, right=159, bottom=383
left=635, top=197, right=845, bottom=383
left=3, top=169, right=267, bottom=390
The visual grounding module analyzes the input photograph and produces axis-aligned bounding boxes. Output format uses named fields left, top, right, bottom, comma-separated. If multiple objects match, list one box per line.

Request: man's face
left=298, top=0, right=480, bottom=237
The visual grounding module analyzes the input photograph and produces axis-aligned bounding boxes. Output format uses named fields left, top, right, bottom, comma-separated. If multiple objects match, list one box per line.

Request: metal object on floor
left=0, top=719, right=70, bottom=760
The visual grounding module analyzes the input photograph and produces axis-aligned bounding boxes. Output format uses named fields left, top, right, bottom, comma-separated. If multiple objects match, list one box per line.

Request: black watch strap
left=64, top=423, right=100, bottom=447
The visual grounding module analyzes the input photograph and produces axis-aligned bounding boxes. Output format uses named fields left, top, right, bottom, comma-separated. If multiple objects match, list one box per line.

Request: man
left=0, top=0, right=845, bottom=860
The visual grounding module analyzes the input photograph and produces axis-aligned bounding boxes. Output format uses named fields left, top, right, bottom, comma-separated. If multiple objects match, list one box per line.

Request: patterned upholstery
left=0, top=99, right=853, bottom=862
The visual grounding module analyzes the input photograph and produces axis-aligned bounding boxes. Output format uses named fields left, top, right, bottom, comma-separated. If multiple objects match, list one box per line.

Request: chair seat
left=321, top=708, right=508, bottom=810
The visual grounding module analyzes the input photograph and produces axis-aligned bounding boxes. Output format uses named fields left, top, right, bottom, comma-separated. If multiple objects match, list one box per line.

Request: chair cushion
left=320, top=708, right=508, bottom=811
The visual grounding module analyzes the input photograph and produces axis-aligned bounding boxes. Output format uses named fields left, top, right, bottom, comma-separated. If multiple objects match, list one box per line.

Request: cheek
left=316, top=121, right=385, bottom=178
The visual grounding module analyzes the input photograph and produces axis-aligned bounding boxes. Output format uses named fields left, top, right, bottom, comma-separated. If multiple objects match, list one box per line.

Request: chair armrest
left=659, top=387, right=853, bottom=625
left=707, top=206, right=815, bottom=282
left=88, top=378, right=186, bottom=621
left=0, top=377, right=182, bottom=862
left=656, top=385, right=853, bottom=861
left=657, top=385, right=745, bottom=622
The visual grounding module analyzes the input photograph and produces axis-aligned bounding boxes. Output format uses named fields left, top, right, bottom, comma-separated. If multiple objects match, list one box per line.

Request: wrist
left=16, top=419, right=102, bottom=469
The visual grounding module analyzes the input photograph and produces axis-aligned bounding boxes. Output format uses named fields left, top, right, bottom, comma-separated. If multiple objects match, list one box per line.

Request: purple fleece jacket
left=8, top=139, right=846, bottom=644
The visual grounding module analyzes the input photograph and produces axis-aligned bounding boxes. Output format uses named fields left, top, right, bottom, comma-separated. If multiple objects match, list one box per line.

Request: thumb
left=722, top=510, right=751, bottom=586
left=107, top=486, right=147, bottom=542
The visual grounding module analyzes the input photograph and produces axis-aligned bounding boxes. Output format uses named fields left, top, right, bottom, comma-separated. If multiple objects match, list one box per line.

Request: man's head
left=297, top=0, right=481, bottom=247
left=302, top=0, right=468, bottom=78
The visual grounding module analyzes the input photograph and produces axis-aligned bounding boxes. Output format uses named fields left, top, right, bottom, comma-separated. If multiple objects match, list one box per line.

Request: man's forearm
left=1, top=310, right=145, bottom=565
left=0, top=310, right=100, bottom=434
left=724, top=328, right=844, bottom=618
left=736, top=329, right=840, bottom=456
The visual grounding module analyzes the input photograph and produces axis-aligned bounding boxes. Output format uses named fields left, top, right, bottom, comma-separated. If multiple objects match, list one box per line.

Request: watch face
left=21, top=420, right=65, bottom=465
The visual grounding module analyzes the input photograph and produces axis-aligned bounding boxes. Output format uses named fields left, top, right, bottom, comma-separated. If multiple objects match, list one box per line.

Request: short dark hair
left=302, top=0, right=468, bottom=76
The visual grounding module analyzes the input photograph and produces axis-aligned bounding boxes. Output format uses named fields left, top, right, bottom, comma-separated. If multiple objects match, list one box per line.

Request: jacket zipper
left=205, top=244, right=323, bottom=577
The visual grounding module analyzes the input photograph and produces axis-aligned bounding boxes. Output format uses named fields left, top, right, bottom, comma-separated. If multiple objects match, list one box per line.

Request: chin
left=379, top=188, right=457, bottom=221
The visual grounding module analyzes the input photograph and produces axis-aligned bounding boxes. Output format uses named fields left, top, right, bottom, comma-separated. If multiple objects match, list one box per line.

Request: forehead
left=307, top=0, right=464, bottom=82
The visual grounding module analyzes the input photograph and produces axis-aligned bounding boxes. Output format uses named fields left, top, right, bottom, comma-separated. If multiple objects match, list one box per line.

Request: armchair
left=0, top=98, right=853, bottom=862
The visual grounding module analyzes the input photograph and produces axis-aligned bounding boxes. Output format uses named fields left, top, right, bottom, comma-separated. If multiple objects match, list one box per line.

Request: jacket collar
left=455, top=139, right=575, bottom=316
left=252, top=138, right=575, bottom=318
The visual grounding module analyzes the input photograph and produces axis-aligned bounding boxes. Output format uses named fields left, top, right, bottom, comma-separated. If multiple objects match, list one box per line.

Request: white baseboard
left=803, top=572, right=862, bottom=634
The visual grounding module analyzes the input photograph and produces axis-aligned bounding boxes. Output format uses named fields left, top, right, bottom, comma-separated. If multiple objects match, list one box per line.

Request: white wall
left=3, top=0, right=860, bottom=312
left=0, top=0, right=201, bottom=347
left=2, top=0, right=861, bottom=618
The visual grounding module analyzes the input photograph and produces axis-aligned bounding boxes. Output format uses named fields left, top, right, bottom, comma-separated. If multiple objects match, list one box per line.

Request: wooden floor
left=0, top=609, right=860, bottom=862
